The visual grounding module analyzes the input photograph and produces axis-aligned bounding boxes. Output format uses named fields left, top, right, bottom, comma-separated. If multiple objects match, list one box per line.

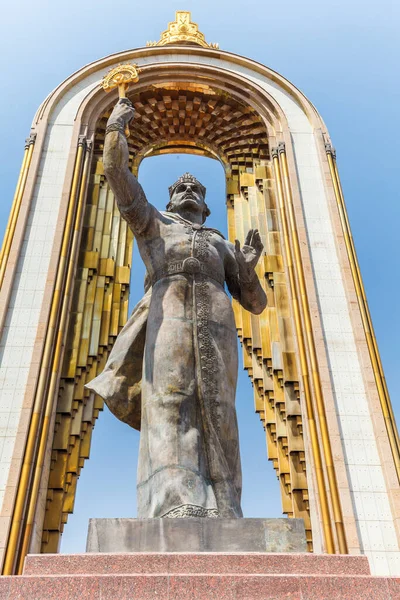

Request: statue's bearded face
left=168, top=181, right=210, bottom=222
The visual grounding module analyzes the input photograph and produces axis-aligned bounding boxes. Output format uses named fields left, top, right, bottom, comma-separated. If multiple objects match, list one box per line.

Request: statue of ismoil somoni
left=87, top=98, right=267, bottom=519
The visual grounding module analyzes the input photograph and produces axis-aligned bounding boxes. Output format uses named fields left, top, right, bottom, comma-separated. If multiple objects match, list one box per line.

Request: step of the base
left=0, top=573, right=398, bottom=600
left=23, top=551, right=370, bottom=577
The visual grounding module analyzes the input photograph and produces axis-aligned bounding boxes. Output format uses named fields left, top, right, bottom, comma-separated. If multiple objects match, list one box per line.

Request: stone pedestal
left=86, top=518, right=307, bottom=553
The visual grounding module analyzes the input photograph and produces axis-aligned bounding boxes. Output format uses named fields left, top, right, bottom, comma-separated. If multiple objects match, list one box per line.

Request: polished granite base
left=10, top=550, right=392, bottom=600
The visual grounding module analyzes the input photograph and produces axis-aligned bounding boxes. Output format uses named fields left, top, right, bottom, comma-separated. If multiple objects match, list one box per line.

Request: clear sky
left=0, top=0, right=399, bottom=553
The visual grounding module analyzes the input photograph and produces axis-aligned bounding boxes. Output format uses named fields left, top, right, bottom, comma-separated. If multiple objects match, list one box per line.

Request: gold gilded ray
left=147, top=11, right=219, bottom=49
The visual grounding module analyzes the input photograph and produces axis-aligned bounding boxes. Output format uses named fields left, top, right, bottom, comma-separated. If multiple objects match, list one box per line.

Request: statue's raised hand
left=107, top=98, right=135, bottom=128
left=235, top=229, right=264, bottom=281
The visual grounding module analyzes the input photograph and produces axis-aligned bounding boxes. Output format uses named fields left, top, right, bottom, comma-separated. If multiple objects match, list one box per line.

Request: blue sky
left=0, top=0, right=399, bottom=553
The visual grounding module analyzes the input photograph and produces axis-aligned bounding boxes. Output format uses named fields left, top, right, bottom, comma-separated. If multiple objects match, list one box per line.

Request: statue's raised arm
left=103, top=98, right=158, bottom=237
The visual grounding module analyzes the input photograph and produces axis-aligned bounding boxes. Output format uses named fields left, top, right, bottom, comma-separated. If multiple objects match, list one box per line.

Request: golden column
left=0, top=134, right=36, bottom=289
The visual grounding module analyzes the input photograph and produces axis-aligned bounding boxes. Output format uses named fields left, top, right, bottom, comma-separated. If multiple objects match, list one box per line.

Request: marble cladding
left=0, top=50, right=398, bottom=574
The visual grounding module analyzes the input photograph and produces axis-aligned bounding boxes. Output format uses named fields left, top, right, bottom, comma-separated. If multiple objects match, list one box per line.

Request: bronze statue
left=87, top=98, right=267, bottom=519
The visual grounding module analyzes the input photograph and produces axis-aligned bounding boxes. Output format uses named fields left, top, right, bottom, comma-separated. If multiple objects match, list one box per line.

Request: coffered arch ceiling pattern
left=94, top=82, right=270, bottom=168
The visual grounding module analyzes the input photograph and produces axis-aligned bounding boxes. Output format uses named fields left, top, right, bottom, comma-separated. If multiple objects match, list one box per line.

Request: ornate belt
left=151, top=257, right=224, bottom=287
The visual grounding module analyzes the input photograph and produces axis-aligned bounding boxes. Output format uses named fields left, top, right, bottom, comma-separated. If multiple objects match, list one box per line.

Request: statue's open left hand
left=235, top=229, right=264, bottom=279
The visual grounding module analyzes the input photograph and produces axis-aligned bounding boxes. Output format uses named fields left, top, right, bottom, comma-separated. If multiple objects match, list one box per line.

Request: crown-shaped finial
left=147, top=11, right=219, bottom=49
left=169, top=173, right=206, bottom=198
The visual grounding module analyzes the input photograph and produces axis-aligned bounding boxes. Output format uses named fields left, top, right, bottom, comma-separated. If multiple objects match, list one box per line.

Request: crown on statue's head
left=168, top=173, right=206, bottom=199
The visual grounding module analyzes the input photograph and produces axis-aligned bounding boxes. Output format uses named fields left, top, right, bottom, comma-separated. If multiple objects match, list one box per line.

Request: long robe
left=87, top=129, right=266, bottom=519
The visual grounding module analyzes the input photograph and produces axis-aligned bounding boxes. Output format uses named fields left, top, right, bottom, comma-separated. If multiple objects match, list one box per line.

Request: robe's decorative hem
left=196, top=277, right=220, bottom=434
left=161, top=504, right=220, bottom=519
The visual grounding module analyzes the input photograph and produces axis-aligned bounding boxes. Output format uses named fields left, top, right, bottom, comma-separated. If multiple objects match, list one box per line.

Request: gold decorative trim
left=147, top=11, right=218, bottom=49
left=0, top=134, right=36, bottom=289
left=326, top=144, right=400, bottom=482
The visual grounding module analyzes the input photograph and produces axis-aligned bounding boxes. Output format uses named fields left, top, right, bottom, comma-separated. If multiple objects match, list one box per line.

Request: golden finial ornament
left=147, top=11, right=219, bottom=49
left=101, top=64, right=141, bottom=137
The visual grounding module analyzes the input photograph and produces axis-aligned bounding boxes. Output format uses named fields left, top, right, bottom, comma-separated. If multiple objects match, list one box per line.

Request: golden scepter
left=101, top=64, right=140, bottom=137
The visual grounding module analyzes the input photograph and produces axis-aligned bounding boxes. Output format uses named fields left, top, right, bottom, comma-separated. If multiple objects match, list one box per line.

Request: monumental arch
left=0, top=11, right=399, bottom=576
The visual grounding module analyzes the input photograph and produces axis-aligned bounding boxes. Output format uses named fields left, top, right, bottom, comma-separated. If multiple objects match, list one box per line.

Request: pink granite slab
left=23, top=552, right=170, bottom=576
left=299, top=575, right=391, bottom=599
left=169, top=574, right=236, bottom=600
left=1, top=573, right=396, bottom=600
left=167, top=552, right=370, bottom=576
left=234, top=575, right=301, bottom=599
left=8, top=574, right=101, bottom=600
left=0, top=578, right=10, bottom=600
left=387, top=578, right=400, bottom=599
left=99, top=574, right=169, bottom=600
left=23, top=551, right=370, bottom=576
